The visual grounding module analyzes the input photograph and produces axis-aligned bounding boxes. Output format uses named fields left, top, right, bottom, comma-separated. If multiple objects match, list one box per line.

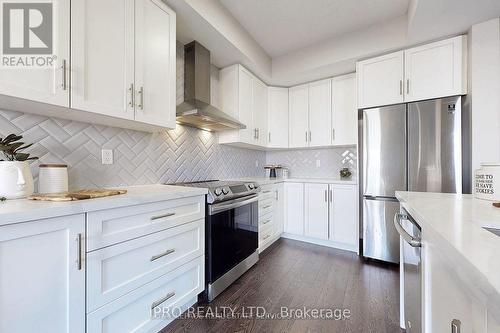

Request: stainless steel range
left=170, top=180, right=260, bottom=302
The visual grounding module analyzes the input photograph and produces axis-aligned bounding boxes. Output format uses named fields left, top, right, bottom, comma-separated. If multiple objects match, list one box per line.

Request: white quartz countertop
left=396, top=191, right=500, bottom=308
left=227, top=177, right=358, bottom=186
left=0, top=185, right=207, bottom=226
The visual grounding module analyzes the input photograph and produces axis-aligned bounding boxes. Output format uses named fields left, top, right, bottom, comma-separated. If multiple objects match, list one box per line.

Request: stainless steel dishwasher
left=394, top=210, right=422, bottom=333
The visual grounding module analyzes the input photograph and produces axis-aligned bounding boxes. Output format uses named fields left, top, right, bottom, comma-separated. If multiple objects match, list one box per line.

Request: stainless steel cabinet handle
left=76, top=233, right=82, bottom=270
left=262, top=205, right=272, bottom=209
left=329, top=189, right=332, bottom=202
left=305, top=131, right=308, bottom=142
left=406, top=79, right=410, bottom=94
left=150, top=249, right=175, bottom=261
left=268, top=132, right=271, bottom=143
left=393, top=213, right=421, bottom=247
left=275, top=190, right=278, bottom=200
left=262, top=190, right=272, bottom=194
left=332, top=129, right=335, bottom=142
left=399, top=80, right=403, bottom=95
left=150, top=212, right=175, bottom=221
left=308, top=131, right=312, bottom=142
left=451, top=319, right=461, bottom=333
left=151, top=291, right=176, bottom=309
left=61, top=59, right=67, bottom=90
left=263, top=234, right=271, bottom=240
left=262, top=219, right=271, bottom=225
left=129, top=83, right=135, bottom=107
left=138, top=86, right=144, bottom=110
left=324, top=190, right=327, bottom=202
left=257, top=128, right=260, bottom=139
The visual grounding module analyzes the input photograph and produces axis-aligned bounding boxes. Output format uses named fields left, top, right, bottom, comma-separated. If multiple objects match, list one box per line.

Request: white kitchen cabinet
left=0, top=0, right=70, bottom=107
left=288, top=84, right=309, bottom=148
left=72, top=0, right=176, bottom=128
left=284, top=183, right=304, bottom=235
left=404, top=35, right=467, bottom=102
left=425, top=243, right=487, bottom=333
left=275, top=183, right=285, bottom=235
left=219, top=65, right=269, bottom=147
left=268, top=87, right=289, bottom=148
left=0, top=214, right=85, bottom=333
left=308, top=79, right=332, bottom=147
left=329, top=184, right=358, bottom=250
left=357, top=36, right=467, bottom=109
left=253, top=78, right=269, bottom=146
left=304, top=183, right=329, bottom=240
left=356, top=51, right=404, bottom=109
left=134, top=0, right=176, bottom=128
left=331, top=74, right=357, bottom=146
left=71, top=0, right=135, bottom=119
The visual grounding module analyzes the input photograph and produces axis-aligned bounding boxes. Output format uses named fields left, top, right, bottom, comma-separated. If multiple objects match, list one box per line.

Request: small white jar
left=38, top=164, right=68, bottom=194
left=474, top=163, right=500, bottom=201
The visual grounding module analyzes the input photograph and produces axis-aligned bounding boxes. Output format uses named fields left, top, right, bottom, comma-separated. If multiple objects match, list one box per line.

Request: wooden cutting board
left=28, top=189, right=127, bottom=202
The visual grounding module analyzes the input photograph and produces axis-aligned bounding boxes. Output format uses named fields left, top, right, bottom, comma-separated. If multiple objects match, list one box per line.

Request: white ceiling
left=219, top=0, right=410, bottom=57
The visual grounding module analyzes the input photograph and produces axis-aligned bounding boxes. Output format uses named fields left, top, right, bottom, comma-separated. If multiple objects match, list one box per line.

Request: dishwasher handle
left=394, top=213, right=421, bottom=247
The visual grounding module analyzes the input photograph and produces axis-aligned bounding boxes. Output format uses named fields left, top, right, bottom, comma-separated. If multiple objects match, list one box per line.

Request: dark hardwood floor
left=161, top=239, right=404, bottom=333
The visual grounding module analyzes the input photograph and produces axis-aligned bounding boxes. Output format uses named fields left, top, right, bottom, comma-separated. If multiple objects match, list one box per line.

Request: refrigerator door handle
left=394, top=213, right=421, bottom=247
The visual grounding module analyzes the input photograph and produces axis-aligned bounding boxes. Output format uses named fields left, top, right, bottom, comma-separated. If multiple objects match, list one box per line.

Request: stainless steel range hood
left=176, top=41, right=245, bottom=131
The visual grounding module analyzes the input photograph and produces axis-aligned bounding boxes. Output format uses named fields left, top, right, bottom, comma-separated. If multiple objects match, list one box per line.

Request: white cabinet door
left=289, top=84, right=309, bottom=148
left=268, top=87, right=289, bottom=148
left=304, top=183, right=329, bottom=240
left=308, top=79, right=332, bottom=147
left=71, top=0, right=135, bottom=119
left=356, top=51, right=404, bottom=109
left=332, top=74, right=357, bottom=146
left=274, top=183, right=285, bottom=235
left=0, top=215, right=85, bottom=333
left=284, top=183, right=304, bottom=235
left=0, top=0, right=70, bottom=106
left=404, top=35, right=467, bottom=102
left=253, top=78, right=268, bottom=146
left=329, top=185, right=358, bottom=250
left=134, top=0, right=176, bottom=128
left=238, top=68, right=254, bottom=144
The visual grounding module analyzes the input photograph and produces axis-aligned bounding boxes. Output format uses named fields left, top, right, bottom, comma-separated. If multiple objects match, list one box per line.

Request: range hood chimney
left=176, top=41, right=245, bottom=131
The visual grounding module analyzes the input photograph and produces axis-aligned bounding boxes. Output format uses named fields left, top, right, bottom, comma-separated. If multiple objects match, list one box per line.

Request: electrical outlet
left=316, top=159, right=321, bottom=168
left=101, top=149, right=113, bottom=165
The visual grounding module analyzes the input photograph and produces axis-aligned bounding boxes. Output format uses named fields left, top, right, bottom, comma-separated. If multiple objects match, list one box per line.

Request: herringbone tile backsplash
left=0, top=42, right=356, bottom=190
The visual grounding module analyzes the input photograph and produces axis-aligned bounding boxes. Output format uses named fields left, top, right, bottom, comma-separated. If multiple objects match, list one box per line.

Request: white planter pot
left=0, top=161, right=34, bottom=199
left=474, top=163, right=500, bottom=202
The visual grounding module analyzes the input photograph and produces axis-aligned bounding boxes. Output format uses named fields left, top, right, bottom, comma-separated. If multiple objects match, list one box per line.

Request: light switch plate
left=101, top=149, right=113, bottom=165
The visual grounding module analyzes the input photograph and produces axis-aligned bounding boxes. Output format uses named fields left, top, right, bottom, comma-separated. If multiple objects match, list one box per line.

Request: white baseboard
left=281, top=233, right=358, bottom=253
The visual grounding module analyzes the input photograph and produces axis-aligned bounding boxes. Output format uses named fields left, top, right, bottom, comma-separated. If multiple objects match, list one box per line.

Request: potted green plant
left=0, top=134, right=38, bottom=199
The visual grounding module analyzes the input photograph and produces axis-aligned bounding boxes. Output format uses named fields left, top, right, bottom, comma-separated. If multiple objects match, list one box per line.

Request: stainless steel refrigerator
left=360, top=96, right=471, bottom=263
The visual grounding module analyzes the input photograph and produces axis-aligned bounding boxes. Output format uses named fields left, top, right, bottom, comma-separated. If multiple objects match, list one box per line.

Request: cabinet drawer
left=259, top=222, right=274, bottom=243
left=87, top=256, right=204, bottom=333
left=259, top=213, right=274, bottom=228
left=259, top=186, right=276, bottom=200
left=87, top=219, right=204, bottom=312
left=259, top=198, right=275, bottom=217
left=87, top=196, right=205, bottom=251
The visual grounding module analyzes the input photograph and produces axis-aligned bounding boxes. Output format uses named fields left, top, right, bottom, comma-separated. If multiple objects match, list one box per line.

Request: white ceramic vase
left=0, top=161, right=34, bottom=199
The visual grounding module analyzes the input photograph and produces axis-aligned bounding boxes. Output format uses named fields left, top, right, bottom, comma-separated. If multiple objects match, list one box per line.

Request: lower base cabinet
left=284, top=182, right=358, bottom=252
left=258, top=183, right=284, bottom=252
left=0, top=215, right=85, bottom=333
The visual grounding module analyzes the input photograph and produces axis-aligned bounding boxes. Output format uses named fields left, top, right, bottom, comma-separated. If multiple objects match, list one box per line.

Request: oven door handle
left=209, top=194, right=259, bottom=215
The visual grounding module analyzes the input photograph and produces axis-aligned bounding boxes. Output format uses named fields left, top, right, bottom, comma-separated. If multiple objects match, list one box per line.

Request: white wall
left=470, top=18, right=500, bottom=171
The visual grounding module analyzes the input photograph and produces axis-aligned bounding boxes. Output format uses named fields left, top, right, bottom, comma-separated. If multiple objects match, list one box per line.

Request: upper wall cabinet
left=357, top=35, right=467, bottom=109
left=288, top=84, right=309, bottom=148
left=331, top=74, right=357, bottom=146
left=72, top=0, right=176, bottom=128
left=356, top=51, right=404, bottom=109
left=308, top=79, right=332, bottom=147
left=267, top=87, right=289, bottom=148
left=219, top=65, right=268, bottom=148
left=0, top=0, right=70, bottom=107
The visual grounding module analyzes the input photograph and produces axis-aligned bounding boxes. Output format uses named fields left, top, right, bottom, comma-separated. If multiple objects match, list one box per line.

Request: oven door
left=206, top=194, right=259, bottom=283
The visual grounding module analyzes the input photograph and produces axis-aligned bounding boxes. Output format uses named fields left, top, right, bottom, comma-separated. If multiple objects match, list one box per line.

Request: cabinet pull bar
left=262, top=205, right=272, bottom=209
left=61, top=59, right=67, bottom=90
left=262, top=219, right=271, bottom=225
left=324, top=190, right=327, bottom=202
left=151, top=291, right=176, bottom=309
left=399, top=80, right=403, bottom=95
left=406, top=79, right=410, bottom=94
left=305, top=131, right=308, bottom=142
left=129, top=83, right=135, bottom=107
left=309, top=131, right=312, bottom=142
left=150, top=212, right=175, bottom=221
left=150, top=249, right=175, bottom=261
left=263, top=234, right=271, bottom=240
left=268, top=132, right=271, bottom=142
left=329, top=189, right=332, bottom=202
left=76, top=233, right=82, bottom=270
left=332, top=129, right=335, bottom=142
left=262, top=190, right=272, bottom=194
left=138, top=86, right=144, bottom=110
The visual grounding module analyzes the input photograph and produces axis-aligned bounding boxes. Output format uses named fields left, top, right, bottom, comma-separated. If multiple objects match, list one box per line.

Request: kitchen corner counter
left=0, top=184, right=207, bottom=226
left=396, top=191, right=500, bottom=313
left=228, top=177, right=358, bottom=186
